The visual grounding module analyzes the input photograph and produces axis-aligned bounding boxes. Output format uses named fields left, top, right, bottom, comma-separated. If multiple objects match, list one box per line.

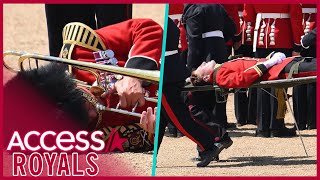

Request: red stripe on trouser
left=187, top=92, right=219, bottom=136
left=188, top=105, right=220, bottom=138
left=162, top=95, right=205, bottom=151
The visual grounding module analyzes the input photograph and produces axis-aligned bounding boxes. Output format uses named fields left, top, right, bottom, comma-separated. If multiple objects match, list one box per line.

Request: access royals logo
left=6, top=130, right=127, bottom=176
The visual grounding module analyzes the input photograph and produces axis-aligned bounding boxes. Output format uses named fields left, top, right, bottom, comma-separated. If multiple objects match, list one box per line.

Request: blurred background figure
left=293, top=4, right=317, bottom=130
left=45, top=4, right=132, bottom=57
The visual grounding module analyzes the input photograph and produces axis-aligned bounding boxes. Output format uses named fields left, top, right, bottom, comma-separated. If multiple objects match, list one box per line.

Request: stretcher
left=182, top=75, right=317, bottom=157
left=182, top=76, right=316, bottom=92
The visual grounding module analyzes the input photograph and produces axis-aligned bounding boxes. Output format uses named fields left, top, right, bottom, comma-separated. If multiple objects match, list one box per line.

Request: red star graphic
left=105, top=128, right=128, bottom=152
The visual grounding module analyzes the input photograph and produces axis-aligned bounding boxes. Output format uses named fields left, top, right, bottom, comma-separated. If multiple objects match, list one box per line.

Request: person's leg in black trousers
left=45, top=5, right=96, bottom=57
left=293, top=85, right=308, bottom=130
left=255, top=48, right=295, bottom=137
left=234, top=90, right=248, bottom=126
left=234, top=44, right=256, bottom=126
left=95, top=4, right=132, bottom=28
left=307, top=83, right=316, bottom=129
left=256, top=87, right=271, bottom=137
left=247, top=88, right=257, bottom=124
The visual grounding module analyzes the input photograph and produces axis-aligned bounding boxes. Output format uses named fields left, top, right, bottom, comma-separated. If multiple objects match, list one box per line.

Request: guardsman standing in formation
left=293, top=4, right=317, bottom=130
left=183, top=4, right=237, bottom=129
left=243, top=4, right=304, bottom=137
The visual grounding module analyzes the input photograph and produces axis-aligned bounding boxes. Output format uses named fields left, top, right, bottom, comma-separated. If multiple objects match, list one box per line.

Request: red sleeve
left=289, top=4, right=304, bottom=46
left=125, top=19, right=163, bottom=70
left=216, top=63, right=267, bottom=88
left=223, top=4, right=241, bottom=36
left=243, top=4, right=256, bottom=23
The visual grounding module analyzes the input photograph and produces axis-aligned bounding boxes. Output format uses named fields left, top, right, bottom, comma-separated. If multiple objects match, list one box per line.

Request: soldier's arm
left=289, top=4, right=304, bottom=54
left=183, top=5, right=205, bottom=70
left=301, top=28, right=317, bottom=49
left=115, top=19, right=163, bottom=108
left=223, top=4, right=242, bottom=43
left=125, top=19, right=162, bottom=70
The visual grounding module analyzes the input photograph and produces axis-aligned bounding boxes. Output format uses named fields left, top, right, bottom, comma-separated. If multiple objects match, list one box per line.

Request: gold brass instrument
left=4, top=51, right=160, bottom=83
left=3, top=50, right=159, bottom=118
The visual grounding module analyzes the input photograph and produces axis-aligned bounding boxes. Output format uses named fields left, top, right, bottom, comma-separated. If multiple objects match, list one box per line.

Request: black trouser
left=159, top=83, right=222, bottom=151
left=234, top=44, right=256, bottom=125
left=255, top=48, right=292, bottom=131
left=234, top=88, right=257, bottom=125
left=45, top=4, right=132, bottom=57
left=293, top=84, right=316, bottom=129
left=187, top=90, right=228, bottom=127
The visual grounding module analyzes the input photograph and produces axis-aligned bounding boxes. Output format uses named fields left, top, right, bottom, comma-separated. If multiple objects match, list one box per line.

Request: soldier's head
left=190, top=60, right=216, bottom=86
left=14, top=63, right=102, bottom=130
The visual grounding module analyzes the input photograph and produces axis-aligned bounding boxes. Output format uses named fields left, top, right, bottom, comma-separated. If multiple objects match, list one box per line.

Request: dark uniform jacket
left=182, top=4, right=236, bottom=69
left=164, top=18, right=190, bottom=84
left=301, top=28, right=316, bottom=57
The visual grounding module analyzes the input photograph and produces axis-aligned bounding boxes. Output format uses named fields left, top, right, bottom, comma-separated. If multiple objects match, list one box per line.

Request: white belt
left=253, top=13, right=290, bottom=52
left=169, top=14, right=183, bottom=20
left=260, top=13, right=290, bottom=19
left=165, top=50, right=178, bottom=56
left=302, top=8, right=317, bottom=14
left=202, top=30, right=224, bottom=38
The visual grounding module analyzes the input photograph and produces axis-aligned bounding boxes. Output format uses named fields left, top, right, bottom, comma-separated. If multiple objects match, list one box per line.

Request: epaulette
left=60, top=22, right=107, bottom=59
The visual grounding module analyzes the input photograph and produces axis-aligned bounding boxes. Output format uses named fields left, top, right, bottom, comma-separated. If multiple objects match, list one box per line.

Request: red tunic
left=238, top=4, right=253, bottom=45
left=61, top=19, right=163, bottom=127
left=243, top=4, right=304, bottom=50
left=223, top=4, right=242, bottom=46
left=169, top=4, right=188, bottom=51
left=209, top=57, right=297, bottom=88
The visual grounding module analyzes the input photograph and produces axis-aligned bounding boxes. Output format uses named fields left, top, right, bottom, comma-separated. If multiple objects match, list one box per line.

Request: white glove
left=263, top=52, right=286, bottom=69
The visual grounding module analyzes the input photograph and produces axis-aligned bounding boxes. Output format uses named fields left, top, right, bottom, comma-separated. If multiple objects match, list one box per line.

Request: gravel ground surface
left=4, top=4, right=317, bottom=177
left=156, top=92, right=317, bottom=176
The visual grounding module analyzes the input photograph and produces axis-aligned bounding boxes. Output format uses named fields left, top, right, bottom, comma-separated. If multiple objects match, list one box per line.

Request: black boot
left=197, top=144, right=222, bottom=167
left=196, top=133, right=233, bottom=165
left=270, top=127, right=297, bottom=137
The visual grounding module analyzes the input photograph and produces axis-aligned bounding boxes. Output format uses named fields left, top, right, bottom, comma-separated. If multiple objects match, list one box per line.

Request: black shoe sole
left=195, top=139, right=233, bottom=163
left=197, top=147, right=222, bottom=167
